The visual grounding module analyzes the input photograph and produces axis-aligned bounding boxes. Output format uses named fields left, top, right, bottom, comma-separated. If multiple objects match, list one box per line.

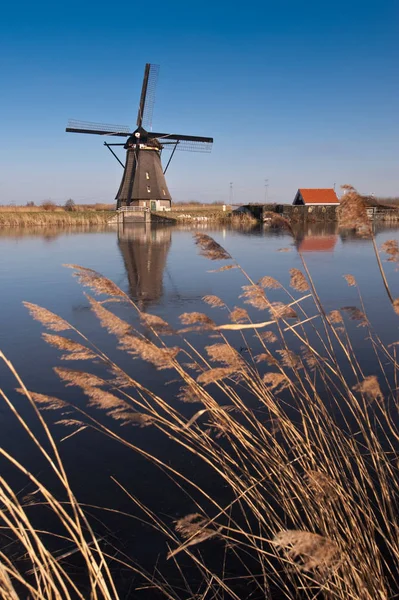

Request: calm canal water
left=1, top=221, right=399, bottom=595
left=2, top=222, right=399, bottom=387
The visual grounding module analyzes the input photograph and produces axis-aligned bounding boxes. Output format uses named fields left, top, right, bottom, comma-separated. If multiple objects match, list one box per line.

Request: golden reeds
left=42, top=334, right=97, bottom=361
left=140, top=312, right=173, bottom=334
left=341, top=306, right=368, bottom=326
left=269, top=302, right=298, bottom=320
left=23, top=302, right=71, bottom=332
left=229, top=307, right=249, bottom=323
left=353, top=375, right=383, bottom=403
left=119, top=335, right=180, bottom=370
left=0, top=211, right=112, bottom=228
left=205, top=343, right=243, bottom=369
left=259, top=330, right=278, bottom=343
left=194, top=233, right=232, bottom=261
left=343, top=274, right=356, bottom=287
left=289, top=268, right=309, bottom=292
left=240, top=284, right=269, bottom=310
left=3, top=226, right=399, bottom=599
left=180, top=312, right=215, bottom=327
left=64, top=265, right=126, bottom=297
left=258, top=276, right=282, bottom=289
left=196, top=367, right=236, bottom=385
left=380, top=239, right=399, bottom=262
left=202, top=295, right=225, bottom=308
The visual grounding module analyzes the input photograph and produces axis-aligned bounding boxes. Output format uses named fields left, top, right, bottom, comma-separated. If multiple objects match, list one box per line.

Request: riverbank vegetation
left=0, top=202, right=240, bottom=226
left=0, top=201, right=115, bottom=227
left=2, top=188, right=399, bottom=598
left=0, top=210, right=113, bottom=227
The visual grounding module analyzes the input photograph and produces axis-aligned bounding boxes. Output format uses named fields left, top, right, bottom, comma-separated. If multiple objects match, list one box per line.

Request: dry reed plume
left=289, top=268, right=309, bottom=292
left=272, top=530, right=341, bottom=574
left=337, top=185, right=372, bottom=236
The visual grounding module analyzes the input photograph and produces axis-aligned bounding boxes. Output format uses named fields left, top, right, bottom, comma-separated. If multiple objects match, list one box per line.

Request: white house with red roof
left=293, top=188, right=340, bottom=206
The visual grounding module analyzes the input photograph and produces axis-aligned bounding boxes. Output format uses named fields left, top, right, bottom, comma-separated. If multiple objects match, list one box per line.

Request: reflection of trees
left=339, top=222, right=399, bottom=244
left=294, top=222, right=338, bottom=253
left=118, top=224, right=172, bottom=310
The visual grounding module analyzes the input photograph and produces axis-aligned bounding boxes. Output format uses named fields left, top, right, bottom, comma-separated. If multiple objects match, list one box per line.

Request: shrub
left=64, top=199, right=76, bottom=212
left=41, top=200, right=57, bottom=211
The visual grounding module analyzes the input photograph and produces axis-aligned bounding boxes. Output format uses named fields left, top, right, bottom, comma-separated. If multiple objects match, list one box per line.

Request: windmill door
left=150, top=201, right=157, bottom=211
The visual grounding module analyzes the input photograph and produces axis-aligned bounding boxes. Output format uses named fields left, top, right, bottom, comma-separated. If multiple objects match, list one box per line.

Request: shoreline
left=3, top=205, right=399, bottom=229
left=0, top=209, right=258, bottom=228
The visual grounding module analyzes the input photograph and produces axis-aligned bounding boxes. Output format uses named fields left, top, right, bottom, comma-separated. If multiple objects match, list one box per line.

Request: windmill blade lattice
left=66, top=119, right=130, bottom=136
left=136, top=64, right=159, bottom=130
left=150, top=132, right=213, bottom=153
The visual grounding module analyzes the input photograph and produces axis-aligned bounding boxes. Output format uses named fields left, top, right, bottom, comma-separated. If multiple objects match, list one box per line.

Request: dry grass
left=0, top=205, right=52, bottom=212
left=0, top=211, right=113, bottom=228
left=0, top=203, right=115, bottom=212
left=2, top=187, right=399, bottom=598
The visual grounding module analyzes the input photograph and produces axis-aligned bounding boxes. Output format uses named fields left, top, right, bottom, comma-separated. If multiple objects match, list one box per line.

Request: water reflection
left=117, top=224, right=172, bottom=309
left=294, top=222, right=338, bottom=253
left=0, top=225, right=109, bottom=240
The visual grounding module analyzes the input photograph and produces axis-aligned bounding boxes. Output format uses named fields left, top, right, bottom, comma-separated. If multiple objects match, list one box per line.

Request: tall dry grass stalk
left=2, top=203, right=399, bottom=598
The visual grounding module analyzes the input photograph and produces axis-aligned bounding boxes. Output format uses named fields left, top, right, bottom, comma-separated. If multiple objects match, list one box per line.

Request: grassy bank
left=0, top=210, right=115, bottom=227
left=2, top=189, right=399, bottom=598
left=0, top=207, right=256, bottom=227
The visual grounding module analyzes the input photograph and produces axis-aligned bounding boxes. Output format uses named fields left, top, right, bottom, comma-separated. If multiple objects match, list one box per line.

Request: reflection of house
left=298, top=236, right=337, bottom=252
left=294, top=222, right=338, bottom=253
left=118, top=224, right=172, bottom=309
left=293, top=189, right=339, bottom=206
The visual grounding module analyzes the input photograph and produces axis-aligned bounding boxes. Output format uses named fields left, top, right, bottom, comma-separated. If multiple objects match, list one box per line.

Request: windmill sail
left=136, top=64, right=159, bottom=130
left=66, top=119, right=130, bottom=136
left=151, top=132, right=213, bottom=153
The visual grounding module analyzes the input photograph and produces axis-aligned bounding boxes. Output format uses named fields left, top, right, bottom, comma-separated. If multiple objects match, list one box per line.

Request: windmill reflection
left=295, top=222, right=338, bottom=253
left=118, top=224, right=172, bottom=309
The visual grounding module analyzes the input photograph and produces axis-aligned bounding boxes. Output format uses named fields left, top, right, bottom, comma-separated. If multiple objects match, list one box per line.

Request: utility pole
left=229, top=182, right=233, bottom=205
left=264, top=179, right=269, bottom=203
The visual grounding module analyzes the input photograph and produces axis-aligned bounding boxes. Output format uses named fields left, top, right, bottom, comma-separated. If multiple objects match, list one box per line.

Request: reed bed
left=1, top=187, right=399, bottom=598
left=0, top=211, right=114, bottom=228
left=170, top=203, right=232, bottom=212
left=0, top=204, right=115, bottom=212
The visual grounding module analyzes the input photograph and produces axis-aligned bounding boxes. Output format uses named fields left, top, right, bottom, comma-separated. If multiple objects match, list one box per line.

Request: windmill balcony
left=115, top=205, right=151, bottom=224
left=118, top=206, right=150, bottom=212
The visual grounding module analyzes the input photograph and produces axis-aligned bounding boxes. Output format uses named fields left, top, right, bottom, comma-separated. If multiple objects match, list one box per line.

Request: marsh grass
left=0, top=211, right=113, bottom=228
left=2, top=187, right=399, bottom=598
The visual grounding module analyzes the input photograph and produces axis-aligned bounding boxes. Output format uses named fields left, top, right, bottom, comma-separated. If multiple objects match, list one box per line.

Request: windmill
left=66, top=64, right=213, bottom=211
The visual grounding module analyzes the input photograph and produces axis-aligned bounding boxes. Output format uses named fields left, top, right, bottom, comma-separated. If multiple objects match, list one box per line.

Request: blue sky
left=1, top=0, right=398, bottom=205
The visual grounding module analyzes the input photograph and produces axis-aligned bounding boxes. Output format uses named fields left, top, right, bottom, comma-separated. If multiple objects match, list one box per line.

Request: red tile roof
left=298, top=188, right=339, bottom=205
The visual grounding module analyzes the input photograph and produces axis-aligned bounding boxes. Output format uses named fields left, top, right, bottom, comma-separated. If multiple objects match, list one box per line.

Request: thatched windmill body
left=66, top=64, right=213, bottom=210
